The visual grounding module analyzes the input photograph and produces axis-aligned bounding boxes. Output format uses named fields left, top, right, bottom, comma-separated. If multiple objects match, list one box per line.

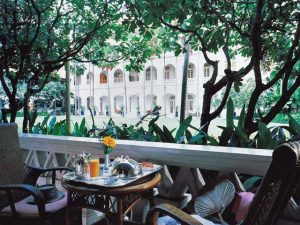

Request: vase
left=104, top=154, right=110, bottom=172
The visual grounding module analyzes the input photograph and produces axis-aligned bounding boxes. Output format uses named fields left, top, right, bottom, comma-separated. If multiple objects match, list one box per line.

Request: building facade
left=67, top=51, right=251, bottom=118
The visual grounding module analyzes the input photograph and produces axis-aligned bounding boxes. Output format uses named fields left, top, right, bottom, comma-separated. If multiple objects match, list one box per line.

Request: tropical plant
left=31, top=116, right=88, bottom=137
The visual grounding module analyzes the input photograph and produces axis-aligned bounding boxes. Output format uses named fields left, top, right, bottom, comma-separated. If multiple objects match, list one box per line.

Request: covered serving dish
left=111, top=156, right=142, bottom=178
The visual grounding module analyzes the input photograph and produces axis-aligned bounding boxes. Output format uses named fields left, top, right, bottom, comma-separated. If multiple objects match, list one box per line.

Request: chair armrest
left=146, top=203, right=203, bottom=225
left=0, top=184, right=45, bottom=218
left=28, top=166, right=73, bottom=173
left=27, top=166, right=73, bottom=185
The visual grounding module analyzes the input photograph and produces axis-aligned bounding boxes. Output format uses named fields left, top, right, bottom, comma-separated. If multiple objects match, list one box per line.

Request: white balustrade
left=19, top=133, right=272, bottom=176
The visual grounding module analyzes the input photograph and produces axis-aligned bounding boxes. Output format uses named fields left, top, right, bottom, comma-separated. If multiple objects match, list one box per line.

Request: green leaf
left=41, top=115, right=50, bottom=129
left=237, top=104, right=245, bottom=130
left=288, top=114, right=300, bottom=134
left=175, top=116, right=192, bottom=142
left=33, top=123, right=41, bottom=134
left=186, top=129, right=192, bottom=142
left=152, top=124, right=167, bottom=142
left=226, top=98, right=234, bottom=128
left=189, top=133, right=203, bottom=144
left=218, top=127, right=233, bottom=146
left=243, top=176, right=262, bottom=191
left=235, top=126, right=250, bottom=146
left=48, top=117, right=56, bottom=133
left=163, top=126, right=176, bottom=143
left=257, top=121, right=277, bottom=149
left=52, top=123, right=61, bottom=135
left=79, top=118, right=86, bottom=133
left=205, top=135, right=219, bottom=145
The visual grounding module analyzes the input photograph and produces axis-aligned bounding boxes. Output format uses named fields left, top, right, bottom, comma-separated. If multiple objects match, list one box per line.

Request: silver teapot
left=73, top=151, right=91, bottom=177
left=111, top=156, right=142, bottom=178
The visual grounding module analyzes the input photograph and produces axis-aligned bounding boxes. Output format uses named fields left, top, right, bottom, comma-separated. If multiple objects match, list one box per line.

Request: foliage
left=32, top=116, right=88, bottom=137
left=0, top=0, right=162, bottom=132
left=123, top=0, right=300, bottom=136
left=204, top=98, right=300, bottom=150
left=36, top=81, right=66, bottom=105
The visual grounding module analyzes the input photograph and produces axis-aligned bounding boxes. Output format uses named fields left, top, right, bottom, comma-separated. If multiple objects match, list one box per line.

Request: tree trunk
left=22, top=93, right=31, bottom=133
left=9, top=100, right=18, bottom=123
left=180, top=44, right=190, bottom=122
left=200, top=89, right=212, bottom=135
left=65, top=61, right=71, bottom=134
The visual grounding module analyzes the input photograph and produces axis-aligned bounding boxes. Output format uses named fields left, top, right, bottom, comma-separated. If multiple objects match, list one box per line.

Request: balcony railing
left=19, top=133, right=272, bottom=176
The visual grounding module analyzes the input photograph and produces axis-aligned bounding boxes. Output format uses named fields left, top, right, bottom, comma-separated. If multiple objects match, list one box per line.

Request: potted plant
left=93, top=106, right=97, bottom=116
left=120, top=105, right=124, bottom=117
left=80, top=106, right=85, bottom=116
left=175, top=106, right=179, bottom=117
left=105, top=105, right=109, bottom=116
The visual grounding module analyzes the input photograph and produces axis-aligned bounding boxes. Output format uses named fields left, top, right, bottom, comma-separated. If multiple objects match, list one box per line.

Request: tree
left=0, top=0, right=122, bottom=132
left=36, top=80, right=66, bottom=108
left=123, top=0, right=300, bottom=136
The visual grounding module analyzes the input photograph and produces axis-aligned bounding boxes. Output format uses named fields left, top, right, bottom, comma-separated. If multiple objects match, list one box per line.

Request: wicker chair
left=146, top=140, right=300, bottom=225
left=0, top=123, right=72, bottom=225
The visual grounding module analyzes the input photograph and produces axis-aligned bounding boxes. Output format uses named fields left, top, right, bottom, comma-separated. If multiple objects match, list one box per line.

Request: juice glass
left=90, top=158, right=100, bottom=178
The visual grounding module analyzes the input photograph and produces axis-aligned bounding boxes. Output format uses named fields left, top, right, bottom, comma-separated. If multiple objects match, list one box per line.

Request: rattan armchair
left=0, top=123, right=72, bottom=225
left=146, top=140, right=300, bottom=225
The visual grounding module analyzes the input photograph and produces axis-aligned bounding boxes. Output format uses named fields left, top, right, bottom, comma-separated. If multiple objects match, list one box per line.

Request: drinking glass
left=90, top=158, right=100, bottom=178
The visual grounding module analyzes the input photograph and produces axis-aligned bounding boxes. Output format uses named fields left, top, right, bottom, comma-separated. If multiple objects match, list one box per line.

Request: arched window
left=87, top=72, right=93, bottom=85
left=169, top=96, right=175, bottom=113
left=165, top=65, right=176, bottom=80
left=188, top=64, right=195, bottom=78
left=100, top=72, right=107, bottom=84
left=114, top=69, right=123, bottom=83
left=186, top=94, right=194, bottom=111
left=145, top=66, right=157, bottom=81
left=129, top=71, right=139, bottom=82
left=204, top=63, right=210, bottom=78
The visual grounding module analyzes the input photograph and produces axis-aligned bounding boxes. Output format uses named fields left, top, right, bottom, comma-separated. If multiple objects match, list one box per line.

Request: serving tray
left=63, top=164, right=162, bottom=188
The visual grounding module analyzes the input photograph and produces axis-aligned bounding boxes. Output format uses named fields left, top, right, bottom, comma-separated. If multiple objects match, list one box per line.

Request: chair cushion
left=231, top=192, right=254, bottom=223
left=158, top=215, right=220, bottom=225
left=0, top=189, right=67, bottom=218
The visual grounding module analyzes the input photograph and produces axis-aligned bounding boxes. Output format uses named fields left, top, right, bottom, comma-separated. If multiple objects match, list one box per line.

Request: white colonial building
left=66, top=51, right=251, bottom=118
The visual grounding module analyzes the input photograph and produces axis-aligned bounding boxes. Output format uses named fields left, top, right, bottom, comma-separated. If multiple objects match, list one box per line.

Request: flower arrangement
left=103, top=136, right=116, bottom=154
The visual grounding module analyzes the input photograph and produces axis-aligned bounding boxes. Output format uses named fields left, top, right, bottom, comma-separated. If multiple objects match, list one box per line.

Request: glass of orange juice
left=90, top=158, right=100, bottom=178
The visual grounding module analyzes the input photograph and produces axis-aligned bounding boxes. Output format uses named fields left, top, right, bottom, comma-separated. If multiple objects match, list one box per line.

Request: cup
left=90, top=158, right=100, bottom=178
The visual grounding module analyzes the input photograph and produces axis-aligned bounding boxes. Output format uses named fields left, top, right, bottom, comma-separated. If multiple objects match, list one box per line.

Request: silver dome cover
left=111, top=156, right=142, bottom=178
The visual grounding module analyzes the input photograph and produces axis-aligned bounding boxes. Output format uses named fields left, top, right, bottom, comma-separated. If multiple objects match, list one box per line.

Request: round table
left=62, top=173, right=161, bottom=225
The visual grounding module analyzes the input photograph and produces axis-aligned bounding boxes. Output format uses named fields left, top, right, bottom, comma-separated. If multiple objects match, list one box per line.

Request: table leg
left=117, top=198, right=123, bottom=225
left=66, top=208, right=82, bottom=225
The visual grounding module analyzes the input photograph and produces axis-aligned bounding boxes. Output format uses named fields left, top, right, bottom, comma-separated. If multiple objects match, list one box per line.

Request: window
left=204, top=63, right=210, bottom=78
left=114, top=95, right=124, bottom=113
left=186, top=94, right=194, bottom=111
left=145, top=67, right=157, bottom=81
left=165, top=65, right=175, bottom=80
left=129, top=71, right=139, bottom=82
left=114, top=69, right=123, bottom=83
left=169, top=96, right=175, bottom=113
left=87, top=72, right=93, bottom=84
left=188, top=64, right=195, bottom=78
left=129, top=95, right=139, bottom=113
left=100, top=72, right=107, bottom=84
